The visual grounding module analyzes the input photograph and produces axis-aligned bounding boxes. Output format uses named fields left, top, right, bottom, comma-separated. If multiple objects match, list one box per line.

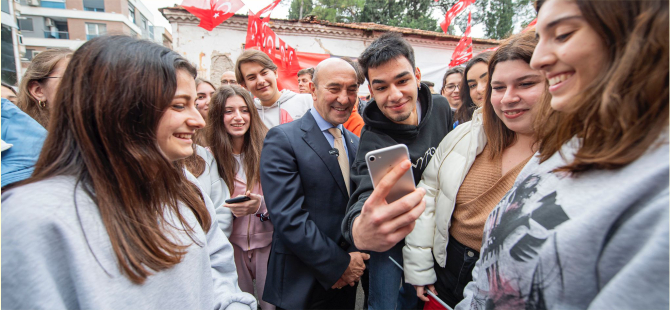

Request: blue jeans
left=368, top=241, right=418, bottom=310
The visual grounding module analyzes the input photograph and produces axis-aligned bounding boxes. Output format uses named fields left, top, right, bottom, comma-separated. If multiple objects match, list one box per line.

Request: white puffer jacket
left=403, top=108, right=487, bottom=286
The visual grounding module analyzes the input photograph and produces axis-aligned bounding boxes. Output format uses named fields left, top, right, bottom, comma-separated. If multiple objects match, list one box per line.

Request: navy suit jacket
left=260, top=110, right=360, bottom=309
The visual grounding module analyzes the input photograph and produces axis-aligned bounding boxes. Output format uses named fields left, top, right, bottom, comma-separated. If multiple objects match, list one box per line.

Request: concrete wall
left=18, top=15, right=46, bottom=38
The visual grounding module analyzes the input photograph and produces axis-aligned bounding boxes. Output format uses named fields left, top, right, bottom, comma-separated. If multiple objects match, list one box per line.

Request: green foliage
left=288, top=0, right=314, bottom=20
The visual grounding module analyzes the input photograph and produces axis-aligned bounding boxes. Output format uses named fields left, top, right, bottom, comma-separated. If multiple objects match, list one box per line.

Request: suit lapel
left=301, top=112, right=349, bottom=198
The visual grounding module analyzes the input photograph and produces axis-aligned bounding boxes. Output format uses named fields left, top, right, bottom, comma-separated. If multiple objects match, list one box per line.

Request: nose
left=476, top=80, right=487, bottom=97
left=233, top=109, right=244, bottom=120
left=388, top=84, right=403, bottom=102
left=337, top=89, right=351, bottom=105
left=530, top=39, right=555, bottom=71
left=188, top=106, right=206, bottom=129
left=500, top=86, right=520, bottom=105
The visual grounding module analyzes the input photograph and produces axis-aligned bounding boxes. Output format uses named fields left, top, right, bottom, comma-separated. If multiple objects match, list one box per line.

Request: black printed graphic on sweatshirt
left=477, top=173, right=570, bottom=310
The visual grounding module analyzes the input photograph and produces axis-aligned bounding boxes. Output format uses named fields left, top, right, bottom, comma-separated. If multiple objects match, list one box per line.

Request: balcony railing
left=44, top=30, right=69, bottom=39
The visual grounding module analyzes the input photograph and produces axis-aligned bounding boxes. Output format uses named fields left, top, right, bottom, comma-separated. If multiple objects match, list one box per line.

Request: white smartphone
left=365, top=144, right=416, bottom=204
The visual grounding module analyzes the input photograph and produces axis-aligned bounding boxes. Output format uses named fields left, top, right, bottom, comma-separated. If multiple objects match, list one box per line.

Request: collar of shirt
left=309, top=108, right=348, bottom=153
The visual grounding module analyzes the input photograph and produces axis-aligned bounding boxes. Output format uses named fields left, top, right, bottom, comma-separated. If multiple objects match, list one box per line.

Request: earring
left=38, top=100, right=46, bottom=108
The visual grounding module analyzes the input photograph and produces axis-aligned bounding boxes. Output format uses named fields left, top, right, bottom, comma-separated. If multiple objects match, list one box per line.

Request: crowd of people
left=1, top=0, right=668, bottom=309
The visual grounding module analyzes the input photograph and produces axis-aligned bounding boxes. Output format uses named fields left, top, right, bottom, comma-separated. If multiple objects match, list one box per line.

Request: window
left=18, top=18, right=33, bottom=31
left=40, top=0, right=66, bottom=9
left=2, top=0, right=10, bottom=14
left=140, top=14, right=147, bottom=30
left=85, top=23, right=106, bottom=40
left=24, top=48, right=34, bottom=61
left=83, top=0, right=104, bottom=12
left=2, top=25, right=17, bottom=85
left=128, top=1, right=136, bottom=24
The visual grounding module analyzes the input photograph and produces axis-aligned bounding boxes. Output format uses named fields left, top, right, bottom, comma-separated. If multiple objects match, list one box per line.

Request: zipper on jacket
left=247, top=215, right=252, bottom=261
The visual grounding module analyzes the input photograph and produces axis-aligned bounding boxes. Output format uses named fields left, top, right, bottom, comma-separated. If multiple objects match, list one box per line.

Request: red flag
left=440, top=0, right=476, bottom=34
left=254, top=0, right=282, bottom=17
left=449, top=11, right=473, bottom=67
left=181, top=0, right=245, bottom=31
left=521, top=18, right=537, bottom=32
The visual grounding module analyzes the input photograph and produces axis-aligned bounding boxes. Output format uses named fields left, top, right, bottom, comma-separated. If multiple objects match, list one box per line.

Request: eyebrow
left=491, top=74, right=543, bottom=84
left=371, top=71, right=411, bottom=85
left=543, top=15, right=583, bottom=33
left=173, top=94, right=192, bottom=101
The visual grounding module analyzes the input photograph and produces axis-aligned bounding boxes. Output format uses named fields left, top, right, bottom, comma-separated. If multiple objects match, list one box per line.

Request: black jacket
left=341, top=84, right=454, bottom=246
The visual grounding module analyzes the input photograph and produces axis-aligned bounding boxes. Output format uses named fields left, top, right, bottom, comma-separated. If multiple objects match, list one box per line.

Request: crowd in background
left=1, top=0, right=668, bottom=309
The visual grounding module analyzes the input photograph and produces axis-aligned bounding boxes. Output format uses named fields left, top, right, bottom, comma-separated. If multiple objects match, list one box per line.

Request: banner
left=244, top=0, right=306, bottom=92
left=449, top=11, right=473, bottom=67
left=521, top=18, right=537, bottom=32
left=181, top=0, right=245, bottom=31
left=440, top=0, right=476, bottom=34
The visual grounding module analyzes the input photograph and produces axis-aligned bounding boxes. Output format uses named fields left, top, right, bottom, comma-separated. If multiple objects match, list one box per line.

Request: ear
left=367, top=84, right=373, bottom=97
left=415, top=67, right=422, bottom=84
left=28, top=81, right=47, bottom=102
left=310, top=82, right=317, bottom=101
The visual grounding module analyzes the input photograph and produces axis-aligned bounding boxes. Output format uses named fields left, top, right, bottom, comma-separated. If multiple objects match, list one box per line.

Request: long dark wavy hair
left=207, top=85, right=268, bottom=195
left=17, top=35, right=211, bottom=284
left=455, top=52, right=493, bottom=124
left=534, top=0, right=668, bottom=173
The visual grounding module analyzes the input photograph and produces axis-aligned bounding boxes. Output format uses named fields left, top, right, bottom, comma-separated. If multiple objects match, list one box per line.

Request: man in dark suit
left=260, top=58, right=369, bottom=310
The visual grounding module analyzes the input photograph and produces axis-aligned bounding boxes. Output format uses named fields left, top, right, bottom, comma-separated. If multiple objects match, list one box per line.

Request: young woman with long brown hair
left=17, top=48, right=72, bottom=129
left=1, top=35, right=257, bottom=310
left=404, top=30, right=546, bottom=308
left=456, top=0, right=668, bottom=308
left=207, top=85, right=274, bottom=310
left=453, top=52, right=492, bottom=126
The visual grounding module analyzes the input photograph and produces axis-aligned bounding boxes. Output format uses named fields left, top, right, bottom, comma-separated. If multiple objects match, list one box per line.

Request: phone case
left=365, top=144, right=415, bottom=203
left=225, top=196, right=251, bottom=204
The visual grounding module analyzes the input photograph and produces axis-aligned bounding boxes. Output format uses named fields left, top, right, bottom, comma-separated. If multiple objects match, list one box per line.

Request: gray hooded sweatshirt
left=255, top=89, right=313, bottom=129
left=456, top=136, right=669, bottom=310
left=1, top=171, right=257, bottom=310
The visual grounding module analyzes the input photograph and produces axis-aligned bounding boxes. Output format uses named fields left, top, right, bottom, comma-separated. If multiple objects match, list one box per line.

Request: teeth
left=548, top=73, right=573, bottom=86
left=334, top=107, right=346, bottom=111
left=174, top=133, right=192, bottom=139
left=231, top=124, right=244, bottom=127
left=503, top=110, right=526, bottom=116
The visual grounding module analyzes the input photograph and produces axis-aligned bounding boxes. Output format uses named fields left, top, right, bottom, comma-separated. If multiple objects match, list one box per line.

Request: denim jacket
left=1, top=98, right=47, bottom=187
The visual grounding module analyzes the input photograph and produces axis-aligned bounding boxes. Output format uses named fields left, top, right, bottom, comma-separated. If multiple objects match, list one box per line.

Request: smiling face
left=195, top=82, right=215, bottom=120
left=223, top=95, right=251, bottom=141
left=311, top=59, right=358, bottom=126
left=467, top=62, right=488, bottom=107
left=239, top=61, right=281, bottom=106
left=156, top=70, right=205, bottom=162
left=367, top=56, right=421, bottom=125
left=530, top=0, right=607, bottom=112
left=443, top=73, right=463, bottom=109
left=298, top=73, right=313, bottom=94
left=490, top=60, right=545, bottom=137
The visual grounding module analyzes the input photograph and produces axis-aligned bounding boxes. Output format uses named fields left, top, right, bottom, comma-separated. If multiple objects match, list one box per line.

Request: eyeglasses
left=444, top=84, right=459, bottom=92
left=42, top=76, right=62, bottom=80
left=221, top=79, right=238, bottom=85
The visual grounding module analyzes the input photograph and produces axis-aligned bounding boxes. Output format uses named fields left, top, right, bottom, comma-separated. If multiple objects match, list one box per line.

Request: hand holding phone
left=224, top=191, right=263, bottom=218
left=352, top=155, right=426, bottom=252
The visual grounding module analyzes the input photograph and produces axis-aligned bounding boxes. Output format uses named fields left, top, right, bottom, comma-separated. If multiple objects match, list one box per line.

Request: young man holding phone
left=341, top=33, right=454, bottom=310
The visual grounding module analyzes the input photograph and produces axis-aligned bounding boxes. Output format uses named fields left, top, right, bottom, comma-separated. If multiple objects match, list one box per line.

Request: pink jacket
left=228, top=177, right=274, bottom=251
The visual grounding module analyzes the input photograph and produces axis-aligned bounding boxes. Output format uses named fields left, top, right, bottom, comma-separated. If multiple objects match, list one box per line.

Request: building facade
left=161, top=7, right=498, bottom=93
left=8, top=0, right=167, bottom=82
